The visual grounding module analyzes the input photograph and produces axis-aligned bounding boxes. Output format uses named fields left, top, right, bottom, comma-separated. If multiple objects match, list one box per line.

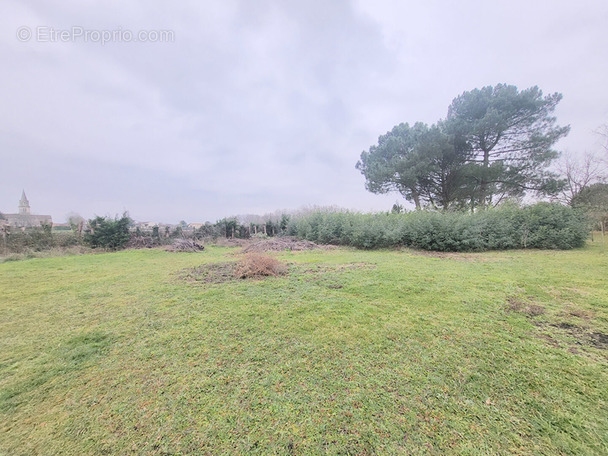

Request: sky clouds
left=2, top=0, right=607, bottom=222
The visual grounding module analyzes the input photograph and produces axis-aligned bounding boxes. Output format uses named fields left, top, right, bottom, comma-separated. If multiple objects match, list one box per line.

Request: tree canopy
left=572, top=183, right=608, bottom=230
left=357, top=84, right=569, bottom=210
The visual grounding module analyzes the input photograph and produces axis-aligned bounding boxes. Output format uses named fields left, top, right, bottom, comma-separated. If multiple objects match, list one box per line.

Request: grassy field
left=1, top=242, right=607, bottom=455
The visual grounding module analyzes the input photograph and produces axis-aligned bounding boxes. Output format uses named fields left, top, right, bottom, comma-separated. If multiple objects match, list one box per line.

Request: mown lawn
left=0, top=243, right=607, bottom=455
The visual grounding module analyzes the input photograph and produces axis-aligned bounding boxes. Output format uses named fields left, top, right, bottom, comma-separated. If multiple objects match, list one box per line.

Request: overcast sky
left=2, top=0, right=607, bottom=223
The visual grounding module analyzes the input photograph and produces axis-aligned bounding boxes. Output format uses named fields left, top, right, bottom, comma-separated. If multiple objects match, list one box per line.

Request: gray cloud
left=1, top=0, right=607, bottom=222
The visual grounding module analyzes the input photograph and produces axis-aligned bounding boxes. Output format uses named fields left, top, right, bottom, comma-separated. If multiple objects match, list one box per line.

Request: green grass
left=1, top=243, right=607, bottom=455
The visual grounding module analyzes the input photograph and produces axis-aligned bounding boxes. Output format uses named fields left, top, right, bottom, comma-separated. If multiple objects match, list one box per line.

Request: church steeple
left=19, top=190, right=31, bottom=215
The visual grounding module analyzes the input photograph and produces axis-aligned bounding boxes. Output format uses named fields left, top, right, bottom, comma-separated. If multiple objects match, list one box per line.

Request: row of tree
left=286, top=203, right=589, bottom=251
left=357, top=84, right=579, bottom=211
left=211, top=214, right=291, bottom=239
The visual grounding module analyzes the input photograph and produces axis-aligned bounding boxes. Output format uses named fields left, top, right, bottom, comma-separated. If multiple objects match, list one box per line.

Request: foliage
left=210, top=214, right=291, bottom=240
left=357, top=84, right=569, bottom=210
left=391, top=202, right=404, bottom=214
left=572, top=183, right=608, bottom=229
left=287, top=203, right=588, bottom=251
left=1, top=224, right=55, bottom=253
left=194, top=222, right=221, bottom=239
left=356, top=122, right=470, bottom=210
left=83, top=213, right=132, bottom=250
left=53, top=231, right=82, bottom=248
left=446, top=84, right=569, bottom=208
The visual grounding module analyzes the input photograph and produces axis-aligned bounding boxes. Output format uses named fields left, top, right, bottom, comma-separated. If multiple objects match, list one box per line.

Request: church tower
left=19, top=190, right=31, bottom=215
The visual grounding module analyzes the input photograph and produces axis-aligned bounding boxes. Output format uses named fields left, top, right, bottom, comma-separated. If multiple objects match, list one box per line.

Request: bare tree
left=557, top=151, right=607, bottom=205
left=598, top=124, right=608, bottom=154
left=66, top=212, right=85, bottom=235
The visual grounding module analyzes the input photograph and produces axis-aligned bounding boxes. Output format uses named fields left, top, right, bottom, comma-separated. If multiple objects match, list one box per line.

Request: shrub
left=286, top=203, right=589, bottom=252
left=2, top=224, right=55, bottom=253
left=54, top=231, right=82, bottom=248
left=233, top=253, right=287, bottom=278
left=84, top=213, right=132, bottom=250
left=517, top=203, right=589, bottom=249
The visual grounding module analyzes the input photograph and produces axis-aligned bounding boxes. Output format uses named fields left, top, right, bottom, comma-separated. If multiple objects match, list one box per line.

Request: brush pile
left=166, top=238, right=205, bottom=252
left=242, top=236, right=319, bottom=253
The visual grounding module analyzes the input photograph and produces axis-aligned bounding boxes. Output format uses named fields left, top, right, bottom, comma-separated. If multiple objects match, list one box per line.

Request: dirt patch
left=566, top=307, right=595, bottom=320
left=179, top=260, right=374, bottom=287
left=506, top=297, right=546, bottom=316
left=504, top=297, right=607, bottom=353
left=555, top=322, right=578, bottom=330
left=533, top=320, right=608, bottom=352
left=553, top=322, right=608, bottom=350
left=536, top=332, right=560, bottom=348
left=242, top=237, right=323, bottom=253
left=590, top=332, right=608, bottom=349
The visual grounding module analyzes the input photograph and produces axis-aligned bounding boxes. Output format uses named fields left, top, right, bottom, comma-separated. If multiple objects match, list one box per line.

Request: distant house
left=188, top=223, right=204, bottom=229
left=137, top=222, right=159, bottom=230
left=2, top=191, right=52, bottom=228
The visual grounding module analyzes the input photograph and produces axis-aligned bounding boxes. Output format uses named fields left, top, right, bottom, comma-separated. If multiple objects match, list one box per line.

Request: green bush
left=287, top=203, right=589, bottom=251
left=2, top=224, right=55, bottom=253
left=84, top=214, right=132, bottom=250
left=516, top=203, right=589, bottom=249
left=54, top=231, right=82, bottom=248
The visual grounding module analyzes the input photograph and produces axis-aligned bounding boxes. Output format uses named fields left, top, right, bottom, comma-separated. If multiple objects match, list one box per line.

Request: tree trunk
left=479, top=148, right=491, bottom=209
left=411, top=188, right=421, bottom=210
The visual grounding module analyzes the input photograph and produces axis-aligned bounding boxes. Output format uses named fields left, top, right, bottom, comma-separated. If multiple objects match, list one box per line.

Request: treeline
left=286, top=203, right=589, bottom=251
left=197, top=214, right=291, bottom=239
left=0, top=213, right=293, bottom=255
left=0, top=203, right=592, bottom=256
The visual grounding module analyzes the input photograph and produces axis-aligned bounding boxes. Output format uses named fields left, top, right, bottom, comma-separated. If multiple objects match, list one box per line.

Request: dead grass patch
left=536, top=332, right=560, bottom=348
left=233, top=253, right=287, bottom=279
left=178, top=259, right=373, bottom=287
left=179, top=262, right=236, bottom=284
left=590, top=332, right=608, bottom=349
left=178, top=254, right=288, bottom=284
left=242, top=236, right=324, bottom=253
left=531, top=319, right=608, bottom=353
left=565, top=307, right=595, bottom=320
left=506, top=297, right=546, bottom=316
left=548, top=322, right=608, bottom=350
